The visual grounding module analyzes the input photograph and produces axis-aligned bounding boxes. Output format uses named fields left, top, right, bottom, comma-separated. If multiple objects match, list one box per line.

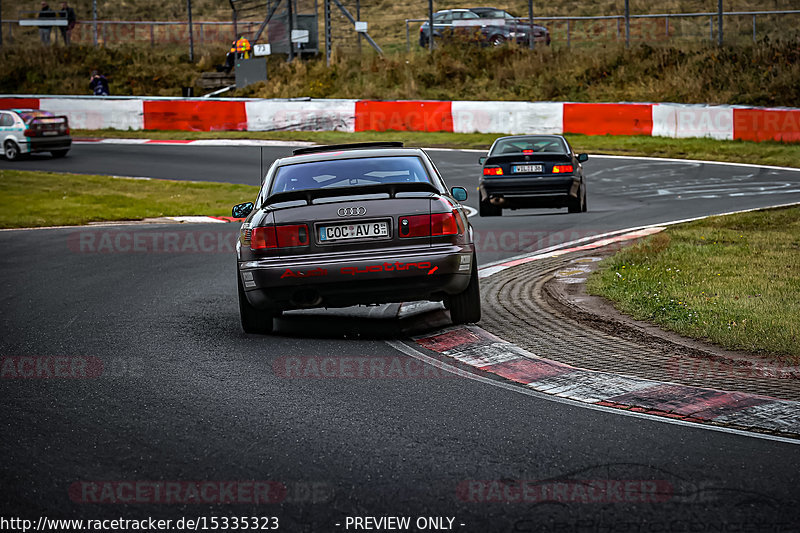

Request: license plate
left=42, top=131, right=58, bottom=136
left=512, top=164, right=543, bottom=173
left=319, top=221, right=389, bottom=242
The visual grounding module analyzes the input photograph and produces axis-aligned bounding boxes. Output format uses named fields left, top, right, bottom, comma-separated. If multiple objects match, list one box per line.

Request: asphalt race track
left=2, top=143, right=800, bottom=531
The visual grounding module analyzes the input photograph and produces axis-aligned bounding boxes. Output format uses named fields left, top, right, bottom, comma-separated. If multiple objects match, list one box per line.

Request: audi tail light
left=552, top=164, right=574, bottom=173
left=399, top=212, right=461, bottom=238
left=483, top=166, right=503, bottom=176
left=251, top=224, right=308, bottom=250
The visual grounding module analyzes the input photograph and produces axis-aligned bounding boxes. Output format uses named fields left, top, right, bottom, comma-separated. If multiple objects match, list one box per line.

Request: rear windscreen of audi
left=270, top=156, right=433, bottom=194
left=491, top=136, right=568, bottom=155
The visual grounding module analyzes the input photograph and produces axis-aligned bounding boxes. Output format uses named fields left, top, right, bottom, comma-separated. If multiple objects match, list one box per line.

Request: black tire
left=479, top=199, right=501, bottom=217
left=568, top=186, right=585, bottom=213
left=4, top=140, right=21, bottom=161
left=446, top=259, right=481, bottom=325
left=51, top=149, right=69, bottom=158
left=489, top=34, right=506, bottom=47
left=237, top=272, right=274, bottom=334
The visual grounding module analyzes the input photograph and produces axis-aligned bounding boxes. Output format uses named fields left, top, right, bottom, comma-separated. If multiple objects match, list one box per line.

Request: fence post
left=567, top=19, right=571, bottom=48
left=752, top=14, right=756, bottom=42
left=717, top=0, right=723, bottom=46
left=428, top=0, right=434, bottom=52
left=624, top=0, right=630, bottom=47
left=187, top=0, right=194, bottom=61
left=665, top=16, right=669, bottom=38
left=405, top=20, right=410, bottom=52
left=709, top=16, right=713, bottom=42
left=324, top=0, right=331, bottom=66
left=92, top=0, right=98, bottom=46
left=527, top=0, right=534, bottom=49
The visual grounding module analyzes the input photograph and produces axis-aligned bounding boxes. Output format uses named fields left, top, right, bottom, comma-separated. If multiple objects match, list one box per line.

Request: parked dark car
left=420, top=7, right=550, bottom=48
left=478, top=135, right=588, bottom=216
left=232, top=142, right=480, bottom=334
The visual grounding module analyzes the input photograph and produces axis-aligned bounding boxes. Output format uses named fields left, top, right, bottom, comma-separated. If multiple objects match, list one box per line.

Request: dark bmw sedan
left=232, top=142, right=480, bottom=334
left=478, top=135, right=588, bottom=216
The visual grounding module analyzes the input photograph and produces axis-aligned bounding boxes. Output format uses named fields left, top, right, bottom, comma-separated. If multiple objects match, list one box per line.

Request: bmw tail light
left=251, top=226, right=278, bottom=249
left=552, top=164, right=574, bottom=173
left=431, top=212, right=459, bottom=236
left=483, top=166, right=503, bottom=176
left=23, top=129, right=34, bottom=137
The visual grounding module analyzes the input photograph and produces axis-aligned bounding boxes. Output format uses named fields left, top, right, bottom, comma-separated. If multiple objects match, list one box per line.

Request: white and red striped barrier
left=1, top=95, right=798, bottom=142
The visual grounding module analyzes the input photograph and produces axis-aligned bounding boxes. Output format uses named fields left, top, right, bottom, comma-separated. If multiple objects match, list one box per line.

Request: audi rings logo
left=337, top=206, right=367, bottom=217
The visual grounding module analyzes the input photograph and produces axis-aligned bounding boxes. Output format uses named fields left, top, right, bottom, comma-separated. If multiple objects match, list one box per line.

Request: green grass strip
left=586, top=206, right=800, bottom=362
left=76, top=129, right=800, bottom=169
left=0, top=169, right=259, bottom=228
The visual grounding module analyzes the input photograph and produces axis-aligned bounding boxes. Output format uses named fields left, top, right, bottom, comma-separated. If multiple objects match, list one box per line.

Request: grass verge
left=75, top=129, right=800, bottom=168
left=0, top=169, right=259, bottom=228
left=586, top=206, right=800, bottom=362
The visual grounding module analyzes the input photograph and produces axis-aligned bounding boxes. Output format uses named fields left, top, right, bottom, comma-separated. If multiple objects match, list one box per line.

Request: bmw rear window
left=270, top=156, right=433, bottom=194
left=491, top=137, right=568, bottom=155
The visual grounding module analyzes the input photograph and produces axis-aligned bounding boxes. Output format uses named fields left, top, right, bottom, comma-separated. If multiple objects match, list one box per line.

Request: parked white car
left=0, top=108, right=72, bottom=161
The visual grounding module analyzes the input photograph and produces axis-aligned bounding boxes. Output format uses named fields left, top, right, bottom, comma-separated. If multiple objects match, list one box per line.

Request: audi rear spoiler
left=264, top=182, right=440, bottom=206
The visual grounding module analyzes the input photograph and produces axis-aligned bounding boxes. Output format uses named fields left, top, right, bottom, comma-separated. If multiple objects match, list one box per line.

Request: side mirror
left=232, top=202, right=254, bottom=218
left=478, top=156, right=487, bottom=165
left=451, top=187, right=468, bottom=202
left=577, top=153, right=589, bottom=163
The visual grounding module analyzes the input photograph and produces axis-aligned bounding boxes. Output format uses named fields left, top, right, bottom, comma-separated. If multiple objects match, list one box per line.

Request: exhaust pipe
left=291, top=289, right=323, bottom=308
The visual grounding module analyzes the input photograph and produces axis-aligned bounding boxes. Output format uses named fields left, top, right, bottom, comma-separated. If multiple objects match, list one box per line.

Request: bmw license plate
left=512, top=164, right=543, bottom=173
left=319, top=221, right=389, bottom=242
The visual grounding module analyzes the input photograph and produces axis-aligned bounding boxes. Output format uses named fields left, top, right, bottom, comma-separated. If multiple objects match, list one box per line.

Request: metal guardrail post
left=405, top=19, right=410, bottom=52
left=665, top=15, right=669, bottom=38
left=752, top=15, right=756, bottom=42
left=150, top=22, right=154, bottom=46
left=718, top=0, right=723, bottom=45
left=709, top=16, right=713, bottom=41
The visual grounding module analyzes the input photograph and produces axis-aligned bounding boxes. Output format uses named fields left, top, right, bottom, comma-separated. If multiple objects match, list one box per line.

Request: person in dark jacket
left=38, top=1, right=55, bottom=44
left=89, top=71, right=110, bottom=96
left=59, top=2, right=77, bottom=45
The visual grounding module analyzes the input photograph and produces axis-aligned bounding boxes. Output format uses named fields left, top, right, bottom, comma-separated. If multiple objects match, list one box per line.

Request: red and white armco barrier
left=1, top=95, right=798, bottom=142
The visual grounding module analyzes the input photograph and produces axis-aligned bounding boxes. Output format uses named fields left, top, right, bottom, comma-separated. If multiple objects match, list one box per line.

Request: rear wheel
left=479, top=199, right=502, bottom=217
left=446, top=259, right=481, bottom=325
left=51, top=149, right=69, bottom=158
left=4, top=140, right=21, bottom=161
left=238, top=272, right=275, bottom=334
left=568, top=186, right=585, bottom=213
